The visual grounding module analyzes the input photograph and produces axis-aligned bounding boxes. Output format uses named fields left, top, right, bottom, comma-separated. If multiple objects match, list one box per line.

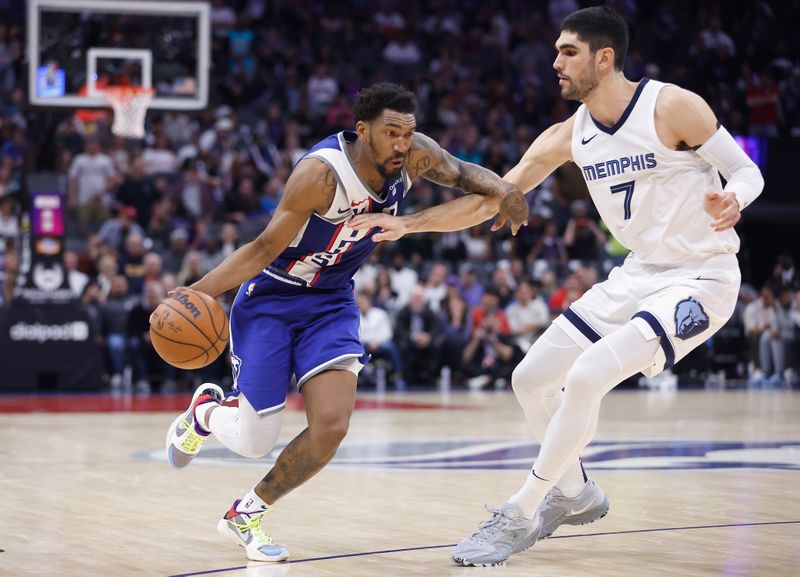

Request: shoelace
left=471, top=508, right=513, bottom=544
left=178, top=419, right=203, bottom=453
left=234, top=511, right=275, bottom=545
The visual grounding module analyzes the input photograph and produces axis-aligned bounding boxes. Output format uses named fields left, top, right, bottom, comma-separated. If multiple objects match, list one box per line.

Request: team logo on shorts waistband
left=674, top=297, right=709, bottom=340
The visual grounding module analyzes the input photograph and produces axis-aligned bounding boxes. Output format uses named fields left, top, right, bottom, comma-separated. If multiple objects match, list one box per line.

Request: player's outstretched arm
left=657, top=86, right=764, bottom=231
left=350, top=133, right=527, bottom=240
left=349, top=122, right=574, bottom=241
left=190, top=159, right=334, bottom=297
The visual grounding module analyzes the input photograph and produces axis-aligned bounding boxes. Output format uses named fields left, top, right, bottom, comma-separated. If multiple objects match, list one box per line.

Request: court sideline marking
left=167, top=519, right=800, bottom=577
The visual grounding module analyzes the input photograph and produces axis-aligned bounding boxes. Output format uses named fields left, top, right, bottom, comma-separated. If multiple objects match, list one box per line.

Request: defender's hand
left=704, top=190, right=740, bottom=231
left=349, top=213, right=409, bottom=242
left=491, top=190, right=529, bottom=235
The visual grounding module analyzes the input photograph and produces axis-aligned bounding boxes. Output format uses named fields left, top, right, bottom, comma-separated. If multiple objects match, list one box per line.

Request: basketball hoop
left=101, top=86, right=155, bottom=139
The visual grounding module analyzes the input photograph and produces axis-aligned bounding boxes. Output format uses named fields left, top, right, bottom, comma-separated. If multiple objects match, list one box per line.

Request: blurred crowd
left=0, top=1, right=799, bottom=391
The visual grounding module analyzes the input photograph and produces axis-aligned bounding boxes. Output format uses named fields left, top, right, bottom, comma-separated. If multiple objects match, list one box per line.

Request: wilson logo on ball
left=170, top=292, right=202, bottom=319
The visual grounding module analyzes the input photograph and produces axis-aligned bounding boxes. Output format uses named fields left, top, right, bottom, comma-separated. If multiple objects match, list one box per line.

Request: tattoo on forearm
left=257, top=428, right=327, bottom=502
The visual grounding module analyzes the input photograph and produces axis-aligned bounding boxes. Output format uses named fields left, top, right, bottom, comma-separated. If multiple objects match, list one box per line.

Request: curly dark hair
left=352, top=82, right=416, bottom=123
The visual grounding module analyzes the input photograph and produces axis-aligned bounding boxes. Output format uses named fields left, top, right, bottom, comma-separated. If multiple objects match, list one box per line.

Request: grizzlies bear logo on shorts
left=674, top=297, right=709, bottom=340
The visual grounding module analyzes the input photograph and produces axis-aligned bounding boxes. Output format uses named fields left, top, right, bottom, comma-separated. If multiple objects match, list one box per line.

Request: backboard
left=27, top=0, right=210, bottom=110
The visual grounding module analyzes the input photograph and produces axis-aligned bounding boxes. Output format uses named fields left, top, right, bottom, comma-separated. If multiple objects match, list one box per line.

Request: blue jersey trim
left=563, top=307, right=602, bottom=343
left=590, top=77, right=650, bottom=135
left=632, top=311, right=676, bottom=369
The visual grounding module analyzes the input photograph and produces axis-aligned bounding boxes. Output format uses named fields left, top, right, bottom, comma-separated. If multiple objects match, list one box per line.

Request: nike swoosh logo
left=695, top=276, right=717, bottom=281
left=581, top=134, right=598, bottom=145
left=567, top=503, right=594, bottom=516
left=337, top=207, right=352, bottom=214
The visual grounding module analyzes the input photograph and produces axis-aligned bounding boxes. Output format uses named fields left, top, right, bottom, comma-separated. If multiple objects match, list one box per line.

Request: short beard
left=369, top=139, right=402, bottom=179
left=562, top=65, right=599, bottom=101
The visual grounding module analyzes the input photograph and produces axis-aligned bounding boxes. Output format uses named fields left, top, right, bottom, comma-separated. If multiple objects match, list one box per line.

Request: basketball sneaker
left=165, top=382, right=224, bottom=469
left=538, top=479, right=610, bottom=539
left=452, top=502, right=542, bottom=567
left=217, top=500, right=290, bottom=562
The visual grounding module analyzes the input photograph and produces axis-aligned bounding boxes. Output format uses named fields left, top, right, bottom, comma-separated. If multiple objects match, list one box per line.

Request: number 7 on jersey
left=610, top=180, right=635, bottom=220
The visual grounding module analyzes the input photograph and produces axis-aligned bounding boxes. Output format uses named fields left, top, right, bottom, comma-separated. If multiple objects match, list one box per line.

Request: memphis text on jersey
left=582, top=152, right=657, bottom=182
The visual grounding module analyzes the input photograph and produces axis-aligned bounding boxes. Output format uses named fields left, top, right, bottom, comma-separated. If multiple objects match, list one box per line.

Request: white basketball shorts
left=553, top=253, right=741, bottom=377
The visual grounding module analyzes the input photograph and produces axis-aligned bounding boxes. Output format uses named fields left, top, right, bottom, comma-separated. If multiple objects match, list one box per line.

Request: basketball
left=149, top=288, right=229, bottom=370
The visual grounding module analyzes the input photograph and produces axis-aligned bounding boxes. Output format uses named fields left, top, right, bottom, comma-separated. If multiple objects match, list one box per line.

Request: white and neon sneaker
left=165, top=383, right=224, bottom=469
left=217, top=500, right=290, bottom=562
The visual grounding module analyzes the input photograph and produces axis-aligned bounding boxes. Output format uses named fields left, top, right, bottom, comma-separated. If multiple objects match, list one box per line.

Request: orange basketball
left=149, top=288, right=229, bottom=369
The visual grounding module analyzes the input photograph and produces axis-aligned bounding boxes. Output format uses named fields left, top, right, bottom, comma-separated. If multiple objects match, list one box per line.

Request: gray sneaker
left=452, top=502, right=542, bottom=567
left=538, top=479, right=610, bottom=539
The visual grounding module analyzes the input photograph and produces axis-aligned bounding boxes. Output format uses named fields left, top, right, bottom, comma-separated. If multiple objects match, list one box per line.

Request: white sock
left=238, top=489, right=270, bottom=513
left=508, top=468, right=553, bottom=518
left=194, top=400, right=218, bottom=433
left=556, top=461, right=588, bottom=498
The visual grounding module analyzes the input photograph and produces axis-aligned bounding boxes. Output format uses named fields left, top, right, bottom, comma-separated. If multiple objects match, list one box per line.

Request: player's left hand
left=491, top=190, right=529, bottom=235
left=349, top=213, right=408, bottom=242
left=704, top=190, right=740, bottom=231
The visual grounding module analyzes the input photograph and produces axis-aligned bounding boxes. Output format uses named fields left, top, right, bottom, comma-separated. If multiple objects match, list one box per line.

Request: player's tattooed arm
left=350, top=133, right=527, bottom=239
left=189, top=159, right=332, bottom=297
left=409, top=133, right=528, bottom=233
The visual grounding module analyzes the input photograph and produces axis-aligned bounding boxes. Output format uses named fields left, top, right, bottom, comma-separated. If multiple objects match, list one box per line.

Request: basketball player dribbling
left=349, top=7, right=763, bottom=567
left=163, top=83, right=528, bottom=562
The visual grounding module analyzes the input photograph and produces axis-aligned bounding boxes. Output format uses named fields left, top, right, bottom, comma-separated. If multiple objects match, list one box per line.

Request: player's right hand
left=349, top=213, right=409, bottom=242
left=491, top=189, right=529, bottom=235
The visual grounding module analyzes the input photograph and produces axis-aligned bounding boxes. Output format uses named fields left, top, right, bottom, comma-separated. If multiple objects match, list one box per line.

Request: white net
left=101, top=86, right=155, bottom=139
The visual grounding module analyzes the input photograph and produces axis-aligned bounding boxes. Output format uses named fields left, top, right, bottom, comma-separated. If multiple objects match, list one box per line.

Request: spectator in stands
left=120, top=233, right=147, bottom=294
left=357, top=290, right=404, bottom=388
left=176, top=250, right=208, bottom=287
left=161, top=228, right=191, bottom=275
left=394, top=285, right=440, bottom=386
left=389, top=252, right=418, bottom=307
left=97, top=206, right=144, bottom=254
left=459, top=264, right=484, bottom=308
left=462, top=310, right=524, bottom=390
left=100, top=275, right=134, bottom=391
left=307, top=63, right=339, bottom=120
left=744, top=285, right=777, bottom=381
left=423, top=262, right=448, bottom=312
left=127, top=281, right=170, bottom=394
left=116, top=158, right=158, bottom=229
left=142, top=134, right=179, bottom=175
left=491, top=267, right=515, bottom=308
left=64, top=249, right=89, bottom=298
left=438, top=293, right=473, bottom=384
left=68, top=137, right=118, bottom=236
left=563, top=200, right=607, bottom=264
left=760, top=287, right=795, bottom=386
left=530, top=219, right=568, bottom=276
left=506, top=279, right=550, bottom=352
left=471, top=288, right=511, bottom=336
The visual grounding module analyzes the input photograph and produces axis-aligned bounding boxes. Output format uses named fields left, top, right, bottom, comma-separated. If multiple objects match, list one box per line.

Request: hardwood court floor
left=1, top=389, right=799, bottom=577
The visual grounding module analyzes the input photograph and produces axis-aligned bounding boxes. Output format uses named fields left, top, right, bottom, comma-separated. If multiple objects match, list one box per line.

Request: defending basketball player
left=162, top=83, right=528, bottom=562
left=349, top=7, right=763, bottom=566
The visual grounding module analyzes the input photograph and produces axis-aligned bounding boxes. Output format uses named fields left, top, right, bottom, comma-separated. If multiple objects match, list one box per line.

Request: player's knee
left=511, top=357, right=546, bottom=398
left=237, top=431, right=280, bottom=459
left=310, top=413, right=351, bottom=452
left=563, top=359, right=602, bottom=400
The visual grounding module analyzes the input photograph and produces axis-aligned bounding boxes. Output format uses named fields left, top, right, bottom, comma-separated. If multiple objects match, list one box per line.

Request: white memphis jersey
left=571, top=77, right=740, bottom=267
